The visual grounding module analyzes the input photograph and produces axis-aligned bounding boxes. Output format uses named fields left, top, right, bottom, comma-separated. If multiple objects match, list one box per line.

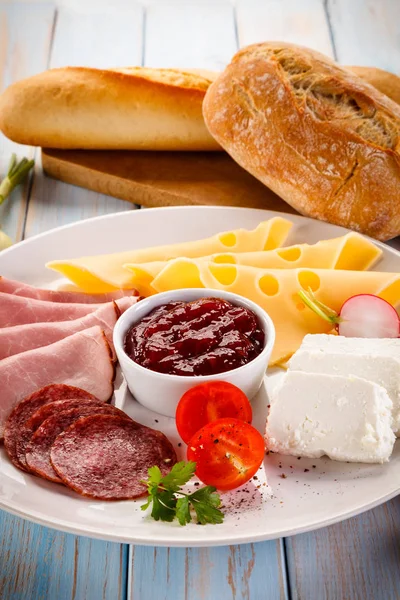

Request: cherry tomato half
left=187, top=418, right=265, bottom=491
left=176, top=382, right=252, bottom=444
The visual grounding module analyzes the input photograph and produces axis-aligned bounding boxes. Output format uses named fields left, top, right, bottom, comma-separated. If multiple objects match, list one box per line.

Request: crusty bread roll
left=0, top=67, right=221, bottom=150
left=203, top=43, right=400, bottom=240
left=348, top=66, right=400, bottom=106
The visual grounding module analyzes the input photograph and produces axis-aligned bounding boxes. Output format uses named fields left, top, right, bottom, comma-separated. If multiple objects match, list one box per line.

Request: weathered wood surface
left=0, top=512, right=128, bottom=600
left=24, top=4, right=142, bottom=240
left=0, top=2, right=399, bottom=599
left=327, top=0, right=400, bottom=70
left=128, top=543, right=288, bottom=600
left=0, top=3, right=54, bottom=243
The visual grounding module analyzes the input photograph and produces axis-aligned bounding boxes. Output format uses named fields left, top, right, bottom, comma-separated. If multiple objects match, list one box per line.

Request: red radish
left=339, top=295, right=399, bottom=338
left=298, top=290, right=400, bottom=338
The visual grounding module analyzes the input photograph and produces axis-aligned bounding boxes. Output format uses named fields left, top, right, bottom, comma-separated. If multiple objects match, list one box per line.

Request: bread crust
left=348, top=66, right=400, bottom=106
left=203, top=42, right=400, bottom=240
left=0, top=67, right=221, bottom=150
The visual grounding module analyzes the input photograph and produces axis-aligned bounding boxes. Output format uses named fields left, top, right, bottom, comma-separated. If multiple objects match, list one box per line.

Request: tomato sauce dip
left=124, top=297, right=265, bottom=376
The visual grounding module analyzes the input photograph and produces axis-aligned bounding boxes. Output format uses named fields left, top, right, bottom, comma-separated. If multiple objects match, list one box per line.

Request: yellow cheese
left=46, top=217, right=292, bottom=292
left=124, top=232, right=382, bottom=295
left=150, top=262, right=400, bottom=365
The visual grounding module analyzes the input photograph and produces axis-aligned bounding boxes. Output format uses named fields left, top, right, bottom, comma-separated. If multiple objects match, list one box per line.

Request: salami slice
left=16, top=397, right=119, bottom=473
left=50, top=415, right=177, bottom=500
left=25, top=404, right=129, bottom=482
left=4, top=384, right=99, bottom=472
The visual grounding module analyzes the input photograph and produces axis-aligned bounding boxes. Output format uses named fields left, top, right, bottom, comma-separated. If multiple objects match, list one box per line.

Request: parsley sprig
left=141, top=461, right=224, bottom=526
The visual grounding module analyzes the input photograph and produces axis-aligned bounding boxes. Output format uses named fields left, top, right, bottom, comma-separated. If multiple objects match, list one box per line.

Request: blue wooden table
left=1, top=1, right=400, bottom=598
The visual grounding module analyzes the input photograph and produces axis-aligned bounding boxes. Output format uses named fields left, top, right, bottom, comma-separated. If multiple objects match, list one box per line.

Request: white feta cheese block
left=288, top=334, right=400, bottom=436
left=265, top=371, right=395, bottom=463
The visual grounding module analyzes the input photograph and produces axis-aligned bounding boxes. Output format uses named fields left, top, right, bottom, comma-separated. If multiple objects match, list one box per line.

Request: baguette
left=0, top=67, right=221, bottom=150
left=203, top=42, right=400, bottom=240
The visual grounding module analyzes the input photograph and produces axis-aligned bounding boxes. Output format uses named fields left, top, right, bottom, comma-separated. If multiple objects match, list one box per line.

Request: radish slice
left=339, top=294, right=400, bottom=338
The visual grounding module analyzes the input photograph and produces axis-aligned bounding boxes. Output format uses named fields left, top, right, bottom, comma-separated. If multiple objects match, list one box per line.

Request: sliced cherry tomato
left=176, top=382, right=252, bottom=444
left=187, top=417, right=265, bottom=491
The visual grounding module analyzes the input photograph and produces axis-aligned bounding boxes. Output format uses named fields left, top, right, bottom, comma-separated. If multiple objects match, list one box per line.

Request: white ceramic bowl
left=113, top=289, right=275, bottom=417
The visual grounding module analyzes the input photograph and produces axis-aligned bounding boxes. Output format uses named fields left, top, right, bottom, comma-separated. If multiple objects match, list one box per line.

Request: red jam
left=124, top=297, right=265, bottom=376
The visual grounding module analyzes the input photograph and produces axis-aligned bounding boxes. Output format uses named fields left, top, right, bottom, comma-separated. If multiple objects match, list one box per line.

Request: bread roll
left=0, top=67, right=221, bottom=150
left=348, top=66, right=400, bottom=106
left=203, top=43, right=400, bottom=240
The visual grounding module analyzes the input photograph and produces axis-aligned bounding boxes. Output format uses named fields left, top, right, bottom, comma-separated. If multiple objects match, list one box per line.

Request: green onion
left=0, top=153, right=35, bottom=249
left=0, top=230, right=12, bottom=250
left=0, top=153, right=35, bottom=205
left=298, top=288, right=341, bottom=324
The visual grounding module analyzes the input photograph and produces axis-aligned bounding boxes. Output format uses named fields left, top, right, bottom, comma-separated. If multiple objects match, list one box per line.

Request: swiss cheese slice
left=150, top=262, right=400, bottom=365
left=46, top=217, right=292, bottom=292
left=124, top=232, right=382, bottom=296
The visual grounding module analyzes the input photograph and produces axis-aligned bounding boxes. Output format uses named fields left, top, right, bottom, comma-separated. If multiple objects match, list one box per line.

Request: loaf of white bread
left=0, top=67, right=221, bottom=150
left=203, top=43, right=400, bottom=241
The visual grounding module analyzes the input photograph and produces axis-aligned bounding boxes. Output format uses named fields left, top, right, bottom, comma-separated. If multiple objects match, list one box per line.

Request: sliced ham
left=0, top=326, right=115, bottom=437
left=0, top=276, right=138, bottom=303
left=0, top=296, right=138, bottom=359
left=0, top=292, right=105, bottom=327
left=114, top=296, right=140, bottom=313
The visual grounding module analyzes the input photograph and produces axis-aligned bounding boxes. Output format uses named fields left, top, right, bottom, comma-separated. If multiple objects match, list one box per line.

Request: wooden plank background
left=0, top=1, right=399, bottom=599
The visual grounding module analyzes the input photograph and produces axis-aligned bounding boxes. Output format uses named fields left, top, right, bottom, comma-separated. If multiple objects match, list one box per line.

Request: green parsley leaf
left=191, top=502, right=224, bottom=525
left=140, top=461, right=224, bottom=526
left=189, top=486, right=221, bottom=507
left=140, top=495, right=153, bottom=512
left=147, top=465, right=163, bottom=486
left=189, top=486, right=224, bottom=525
left=160, top=461, right=197, bottom=492
left=176, top=496, right=191, bottom=526
left=151, top=490, right=176, bottom=522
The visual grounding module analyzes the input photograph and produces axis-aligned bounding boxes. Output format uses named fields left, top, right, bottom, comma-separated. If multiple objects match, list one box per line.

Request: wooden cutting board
left=41, top=148, right=297, bottom=214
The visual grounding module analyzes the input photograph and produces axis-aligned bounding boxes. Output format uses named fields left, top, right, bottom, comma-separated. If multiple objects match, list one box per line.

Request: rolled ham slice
left=0, top=292, right=105, bottom=327
left=0, top=276, right=138, bottom=303
left=0, top=296, right=138, bottom=359
left=0, top=325, right=115, bottom=437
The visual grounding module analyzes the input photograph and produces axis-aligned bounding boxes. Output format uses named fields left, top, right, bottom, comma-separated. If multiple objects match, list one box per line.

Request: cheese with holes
left=265, top=371, right=395, bottom=463
left=124, top=232, right=382, bottom=295
left=46, top=217, right=292, bottom=292
left=149, top=264, right=400, bottom=364
left=289, top=334, right=400, bottom=436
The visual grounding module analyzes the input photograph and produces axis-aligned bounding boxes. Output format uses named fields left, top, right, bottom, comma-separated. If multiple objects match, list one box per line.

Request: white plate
left=1, top=206, right=399, bottom=547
